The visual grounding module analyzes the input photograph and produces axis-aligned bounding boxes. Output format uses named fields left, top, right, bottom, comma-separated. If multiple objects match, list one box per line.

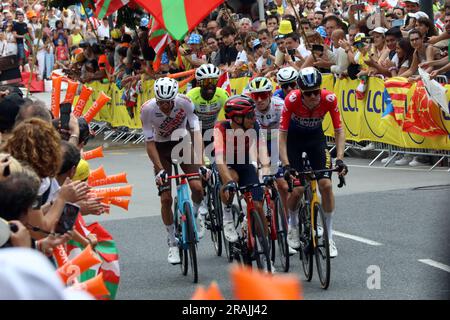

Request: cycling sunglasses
left=281, top=82, right=298, bottom=90
left=302, top=89, right=321, bottom=97
left=250, top=91, right=271, bottom=100
left=199, top=78, right=218, bottom=86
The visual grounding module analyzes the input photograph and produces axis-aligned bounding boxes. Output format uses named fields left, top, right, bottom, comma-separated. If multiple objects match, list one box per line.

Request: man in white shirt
left=97, top=18, right=110, bottom=40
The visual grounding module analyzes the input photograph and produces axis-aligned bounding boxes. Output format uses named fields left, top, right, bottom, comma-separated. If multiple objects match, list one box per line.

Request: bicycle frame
left=240, top=190, right=257, bottom=252
left=263, top=185, right=280, bottom=241
left=169, top=172, right=200, bottom=248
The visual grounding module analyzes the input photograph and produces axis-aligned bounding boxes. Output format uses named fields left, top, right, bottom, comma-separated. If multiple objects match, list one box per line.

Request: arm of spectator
left=430, top=61, right=450, bottom=79
left=301, top=54, right=315, bottom=68
left=37, top=232, right=73, bottom=256
left=77, top=198, right=105, bottom=216
left=9, top=221, right=32, bottom=248
left=428, top=33, right=450, bottom=45
left=420, top=56, right=449, bottom=70
left=365, top=57, right=391, bottom=77
left=331, top=49, right=350, bottom=76
left=399, top=51, right=419, bottom=78
left=68, top=114, right=80, bottom=145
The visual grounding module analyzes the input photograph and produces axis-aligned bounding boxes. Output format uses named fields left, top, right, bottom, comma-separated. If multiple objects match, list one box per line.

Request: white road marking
left=333, top=231, right=383, bottom=246
left=348, top=164, right=448, bottom=172
left=418, top=259, right=450, bottom=273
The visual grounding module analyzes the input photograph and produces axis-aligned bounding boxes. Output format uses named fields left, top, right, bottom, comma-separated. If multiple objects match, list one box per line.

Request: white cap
left=370, top=27, right=388, bottom=35
left=408, top=11, right=429, bottom=20
left=0, top=248, right=94, bottom=300
left=404, top=0, right=419, bottom=3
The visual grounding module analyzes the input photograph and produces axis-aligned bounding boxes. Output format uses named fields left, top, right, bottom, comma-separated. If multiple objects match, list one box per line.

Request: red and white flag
left=217, top=72, right=231, bottom=95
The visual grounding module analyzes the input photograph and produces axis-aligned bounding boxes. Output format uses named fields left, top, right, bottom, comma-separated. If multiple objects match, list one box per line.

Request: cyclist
left=279, top=67, right=348, bottom=258
left=247, top=76, right=293, bottom=251
left=186, top=63, right=229, bottom=234
left=141, top=77, right=208, bottom=265
left=213, top=95, right=274, bottom=271
left=273, top=67, right=299, bottom=100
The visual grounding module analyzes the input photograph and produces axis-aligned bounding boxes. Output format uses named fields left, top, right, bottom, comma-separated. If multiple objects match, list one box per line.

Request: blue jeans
left=17, top=43, right=25, bottom=60
left=45, top=52, right=54, bottom=79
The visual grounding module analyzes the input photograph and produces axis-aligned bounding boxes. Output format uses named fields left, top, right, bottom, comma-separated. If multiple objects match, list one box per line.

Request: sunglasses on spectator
left=199, top=78, right=218, bottom=86
left=281, top=82, right=298, bottom=90
left=235, top=41, right=243, bottom=45
left=302, top=89, right=321, bottom=97
left=251, top=92, right=271, bottom=100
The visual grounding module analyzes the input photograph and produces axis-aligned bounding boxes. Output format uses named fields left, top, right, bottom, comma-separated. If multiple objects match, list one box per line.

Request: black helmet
left=297, top=67, right=322, bottom=91
left=224, top=95, right=255, bottom=119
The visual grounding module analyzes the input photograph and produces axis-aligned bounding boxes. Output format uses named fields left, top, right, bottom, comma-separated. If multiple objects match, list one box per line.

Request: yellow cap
left=73, top=159, right=90, bottom=181
left=278, top=20, right=293, bottom=35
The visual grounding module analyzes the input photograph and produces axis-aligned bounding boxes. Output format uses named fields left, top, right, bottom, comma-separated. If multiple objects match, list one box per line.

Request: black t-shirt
left=13, top=22, right=28, bottom=44
left=219, top=45, right=238, bottom=66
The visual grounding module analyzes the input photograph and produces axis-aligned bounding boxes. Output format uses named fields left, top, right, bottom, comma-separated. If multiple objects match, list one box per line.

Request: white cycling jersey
left=140, top=94, right=200, bottom=143
left=255, top=96, right=284, bottom=132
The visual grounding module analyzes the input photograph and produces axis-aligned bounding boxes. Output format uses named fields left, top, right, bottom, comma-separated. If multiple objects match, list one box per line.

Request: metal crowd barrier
left=325, top=136, right=450, bottom=172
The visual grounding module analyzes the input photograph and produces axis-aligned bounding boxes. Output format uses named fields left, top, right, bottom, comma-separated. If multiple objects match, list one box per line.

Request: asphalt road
left=83, top=147, right=450, bottom=300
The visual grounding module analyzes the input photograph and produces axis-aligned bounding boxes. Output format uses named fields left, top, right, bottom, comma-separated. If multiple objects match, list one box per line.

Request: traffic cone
left=57, top=245, right=102, bottom=284
left=205, top=282, right=224, bottom=300
left=88, top=166, right=107, bottom=183
left=77, top=273, right=110, bottom=297
left=88, top=172, right=127, bottom=187
left=63, top=79, right=79, bottom=105
left=83, top=146, right=104, bottom=161
left=51, top=75, right=62, bottom=118
left=230, top=265, right=303, bottom=300
left=167, top=69, right=196, bottom=79
left=83, top=92, right=111, bottom=123
left=73, top=85, right=93, bottom=117
left=91, top=185, right=133, bottom=198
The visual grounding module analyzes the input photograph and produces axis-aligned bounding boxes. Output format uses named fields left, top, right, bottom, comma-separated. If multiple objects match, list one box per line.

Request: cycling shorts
left=228, top=163, right=263, bottom=202
left=155, top=140, right=200, bottom=195
left=287, top=135, right=332, bottom=181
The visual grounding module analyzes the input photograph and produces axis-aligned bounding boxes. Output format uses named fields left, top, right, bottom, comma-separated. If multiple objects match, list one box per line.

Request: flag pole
left=286, top=0, right=317, bottom=62
left=27, top=0, right=50, bottom=98
left=81, top=0, right=101, bottom=44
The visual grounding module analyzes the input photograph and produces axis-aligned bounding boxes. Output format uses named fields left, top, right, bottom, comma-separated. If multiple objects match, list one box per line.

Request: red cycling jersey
left=280, top=89, right=342, bottom=135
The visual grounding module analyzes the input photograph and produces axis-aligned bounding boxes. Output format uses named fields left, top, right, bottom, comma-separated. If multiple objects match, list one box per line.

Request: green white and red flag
left=95, top=0, right=129, bottom=20
left=148, top=15, right=172, bottom=71
left=134, top=0, right=224, bottom=40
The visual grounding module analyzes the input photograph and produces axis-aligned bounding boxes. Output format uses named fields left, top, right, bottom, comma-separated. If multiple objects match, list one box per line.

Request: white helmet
left=248, top=77, right=273, bottom=93
left=195, top=64, right=220, bottom=81
left=154, top=77, right=179, bottom=100
left=277, top=67, right=298, bottom=84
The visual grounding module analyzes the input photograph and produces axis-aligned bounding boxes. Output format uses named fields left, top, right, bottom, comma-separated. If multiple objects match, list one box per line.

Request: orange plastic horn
left=191, top=286, right=208, bottom=299
left=51, top=76, right=63, bottom=118
left=104, top=197, right=130, bottom=210
left=83, top=146, right=104, bottom=161
left=53, top=244, right=70, bottom=268
left=83, top=92, right=111, bottom=123
left=178, top=74, right=195, bottom=89
left=73, top=85, right=94, bottom=117
left=230, top=265, right=303, bottom=300
left=91, top=185, right=133, bottom=198
left=57, top=245, right=102, bottom=284
left=88, top=166, right=107, bottom=183
left=88, top=172, right=127, bottom=187
left=167, top=69, right=196, bottom=79
left=63, top=79, right=79, bottom=105
left=77, top=273, right=110, bottom=297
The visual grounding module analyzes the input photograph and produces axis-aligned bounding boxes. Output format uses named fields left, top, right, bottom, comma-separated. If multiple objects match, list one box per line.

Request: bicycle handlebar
left=286, top=167, right=346, bottom=192
left=167, top=173, right=201, bottom=180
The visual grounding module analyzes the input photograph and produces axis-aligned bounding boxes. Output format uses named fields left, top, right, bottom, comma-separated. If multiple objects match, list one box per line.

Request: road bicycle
left=263, top=178, right=290, bottom=272
left=286, top=155, right=346, bottom=289
left=170, top=163, right=201, bottom=283
left=224, top=182, right=272, bottom=272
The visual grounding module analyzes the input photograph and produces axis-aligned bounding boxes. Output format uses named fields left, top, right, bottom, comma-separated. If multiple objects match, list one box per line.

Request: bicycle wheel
left=274, top=193, right=289, bottom=272
left=250, top=209, right=271, bottom=272
left=174, top=197, right=188, bottom=276
left=184, top=202, right=198, bottom=283
left=314, top=203, right=330, bottom=289
left=299, top=202, right=313, bottom=281
left=210, top=184, right=223, bottom=256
